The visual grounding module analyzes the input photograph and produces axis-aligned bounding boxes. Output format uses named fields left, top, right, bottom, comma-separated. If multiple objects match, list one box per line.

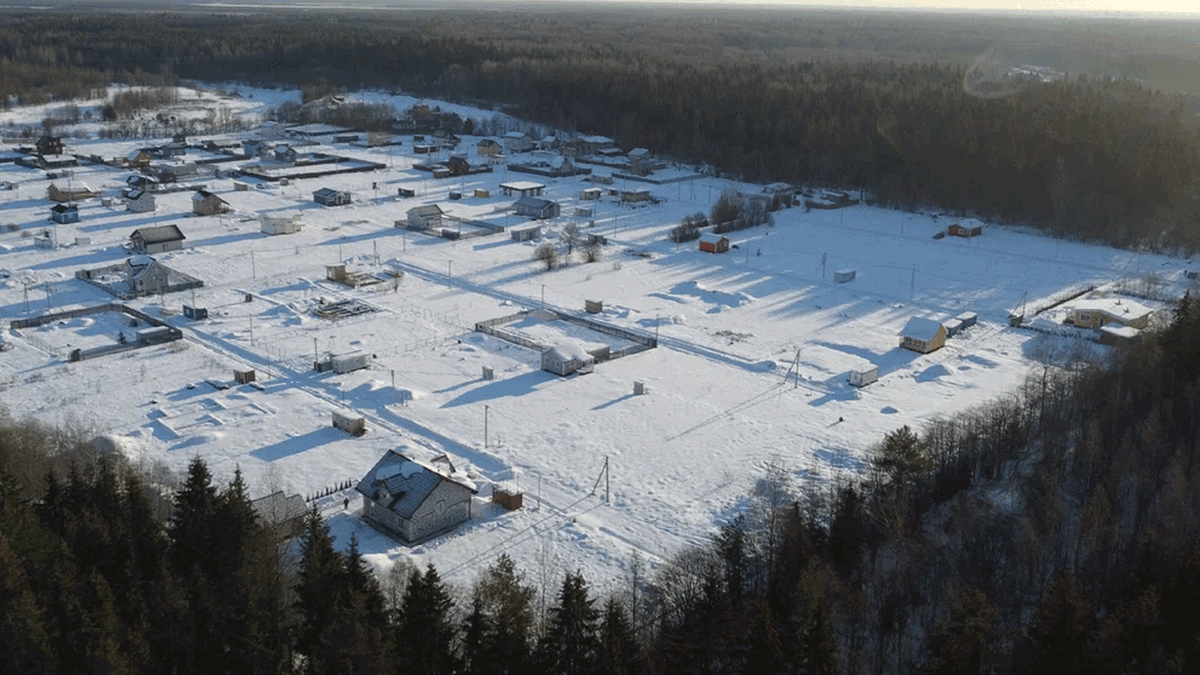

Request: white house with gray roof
left=356, top=449, right=477, bottom=542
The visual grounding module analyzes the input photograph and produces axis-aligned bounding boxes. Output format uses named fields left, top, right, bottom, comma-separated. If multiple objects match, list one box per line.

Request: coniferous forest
left=5, top=5, right=1200, bottom=673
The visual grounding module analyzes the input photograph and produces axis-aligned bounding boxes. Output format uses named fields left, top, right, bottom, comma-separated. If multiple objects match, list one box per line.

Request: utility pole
left=484, top=405, right=489, bottom=448
left=605, top=456, right=610, bottom=504
left=248, top=314, right=253, bottom=345
left=391, top=369, right=396, bottom=406
left=910, top=265, right=915, bottom=300
left=447, top=260, right=452, bottom=289
left=821, top=252, right=827, bottom=280
left=251, top=250, right=256, bottom=278
left=313, top=337, right=318, bottom=367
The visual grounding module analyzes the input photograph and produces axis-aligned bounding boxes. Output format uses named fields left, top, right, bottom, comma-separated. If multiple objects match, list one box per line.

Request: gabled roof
left=251, top=491, right=307, bottom=524
left=514, top=196, right=554, bottom=210
left=628, top=147, right=650, bottom=158
left=1072, top=297, right=1153, bottom=322
left=127, top=148, right=151, bottom=160
left=192, top=189, right=227, bottom=203
left=355, top=449, right=476, bottom=519
left=699, top=233, right=728, bottom=244
left=131, top=224, right=185, bottom=244
left=50, top=203, right=77, bottom=213
left=125, top=188, right=150, bottom=201
left=313, top=187, right=347, bottom=198
left=408, top=204, right=444, bottom=217
left=899, top=316, right=945, bottom=341
left=477, top=138, right=501, bottom=146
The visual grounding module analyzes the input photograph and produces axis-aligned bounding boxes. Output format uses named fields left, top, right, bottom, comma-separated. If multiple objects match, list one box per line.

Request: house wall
left=409, top=481, right=473, bottom=541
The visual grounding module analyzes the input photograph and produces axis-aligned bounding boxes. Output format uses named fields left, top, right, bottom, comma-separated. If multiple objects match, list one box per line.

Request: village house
left=50, top=203, right=79, bottom=224
left=124, top=255, right=174, bottom=296
left=514, top=196, right=560, bottom=220
left=432, top=129, right=461, bottom=148
left=898, top=316, right=948, bottom=354
left=764, top=182, right=796, bottom=208
left=510, top=225, right=543, bottom=242
left=126, top=174, right=160, bottom=192
left=126, top=148, right=153, bottom=169
left=447, top=155, right=471, bottom=176
left=627, top=147, right=653, bottom=176
left=503, top=131, right=534, bottom=154
left=274, top=145, right=298, bottom=164
left=541, top=341, right=596, bottom=376
left=620, top=187, right=652, bottom=203
left=499, top=180, right=545, bottom=198
left=250, top=491, right=307, bottom=540
left=313, top=187, right=351, bottom=207
left=37, top=135, right=65, bottom=156
left=129, top=224, right=186, bottom=255
left=405, top=204, right=445, bottom=230
left=123, top=188, right=157, bottom=213
left=192, top=189, right=230, bottom=216
left=1066, top=297, right=1153, bottom=330
left=356, top=449, right=478, bottom=543
left=48, top=182, right=97, bottom=203
left=477, top=138, right=502, bottom=158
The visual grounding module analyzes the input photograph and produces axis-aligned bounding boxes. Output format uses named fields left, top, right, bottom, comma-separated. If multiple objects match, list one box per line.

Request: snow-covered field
left=0, top=85, right=1188, bottom=593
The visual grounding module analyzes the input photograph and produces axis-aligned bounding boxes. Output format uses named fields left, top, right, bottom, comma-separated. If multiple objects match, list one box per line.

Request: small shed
left=849, top=366, right=879, bottom=387
left=50, top=203, right=79, bottom=224
left=699, top=234, right=730, bottom=253
left=477, top=138, right=502, bottom=158
left=1099, top=325, right=1141, bottom=346
left=356, top=449, right=478, bottom=542
left=585, top=299, right=604, bottom=314
left=130, top=225, right=186, bottom=255
left=944, top=318, right=965, bottom=337
left=955, top=312, right=977, bottom=329
left=620, top=188, right=652, bottom=203
left=474, top=188, right=491, bottom=198
left=406, top=204, right=445, bottom=230
left=580, top=187, right=604, bottom=200
left=397, top=187, right=416, bottom=198
left=313, top=187, right=351, bottom=207
left=332, top=410, right=367, bottom=436
left=899, top=317, right=948, bottom=354
left=234, top=368, right=257, bottom=384
left=500, top=181, right=545, bottom=197
left=541, top=341, right=596, bottom=376
left=492, top=487, right=524, bottom=511
left=514, top=196, right=560, bottom=220
left=511, top=225, right=543, bottom=242
left=331, top=351, right=371, bottom=374
left=48, top=182, right=97, bottom=203
left=627, top=147, right=653, bottom=175
left=834, top=269, right=856, bottom=283
left=260, top=214, right=303, bottom=235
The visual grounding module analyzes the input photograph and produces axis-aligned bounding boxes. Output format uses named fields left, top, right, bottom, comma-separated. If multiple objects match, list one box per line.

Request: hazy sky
left=711, top=0, right=1198, bottom=13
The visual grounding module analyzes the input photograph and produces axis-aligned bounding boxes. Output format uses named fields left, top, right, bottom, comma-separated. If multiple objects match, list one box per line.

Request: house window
left=1078, top=313, right=1091, bottom=323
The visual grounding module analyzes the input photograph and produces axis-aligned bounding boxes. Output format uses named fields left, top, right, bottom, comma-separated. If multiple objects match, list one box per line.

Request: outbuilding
left=192, top=189, right=230, bottom=216
left=123, top=188, right=157, bottom=213
left=50, top=203, right=79, bottom=224
left=514, top=196, right=560, bottom=220
left=356, top=449, right=478, bottom=542
left=849, top=366, right=879, bottom=387
left=511, top=225, right=543, bottom=242
left=898, top=317, right=948, bottom=354
left=260, top=214, right=303, bottom=235
left=331, top=351, right=371, bottom=374
left=699, top=234, right=730, bottom=253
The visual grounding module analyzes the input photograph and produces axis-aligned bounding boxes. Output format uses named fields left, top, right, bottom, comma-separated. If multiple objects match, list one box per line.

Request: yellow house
left=899, top=317, right=948, bottom=354
left=1067, top=297, right=1152, bottom=330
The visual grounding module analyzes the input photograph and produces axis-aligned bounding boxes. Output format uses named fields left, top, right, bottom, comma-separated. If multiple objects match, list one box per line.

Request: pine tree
left=396, top=563, right=458, bottom=675
left=295, top=506, right=346, bottom=675
left=0, top=534, right=55, bottom=673
left=1019, top=574, right=1092, bottom=674
left=475, top=554, right=536, bottom=675
left=538, top=571, right=600, bottom=675
left=169, top=456, right=219, bottom=576
left=921, top=587, right=1000, bottom=675
left=597, top=597, right=641, bottom=675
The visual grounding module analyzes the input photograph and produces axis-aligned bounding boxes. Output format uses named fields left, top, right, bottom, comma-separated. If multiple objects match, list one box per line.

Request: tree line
left=1, top=9, right=1198, bottom=251
left=6, top=293, right=1200, bottom=673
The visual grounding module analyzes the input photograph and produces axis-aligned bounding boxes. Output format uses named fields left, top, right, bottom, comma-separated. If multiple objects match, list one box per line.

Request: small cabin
left=261, top=214, right=302, bottom=235
left=541, top=342, right=595, bottom=376
left=50, top=203, right=79, bottom=224
left=331, top=351, right=371, bottom=374
left=129, top=225, right=186, bottom=255
left=124, top=188, right=157, bottom=213
left=899, top=317, right=948, bottom=354
left=333, top=410, right=367, bottom=436
left=834, top=269, right=856, bottom=283
left=192, top=190, right=230, bottom=216
left=511, top=225, right=542, bottom=242
left=406, top=204, right=444, bottom=230
left=699, top=234, right=730, bottom=253
left=313, top=187, right=351, bottom=207
left=849, top=366, right=879, bottom=387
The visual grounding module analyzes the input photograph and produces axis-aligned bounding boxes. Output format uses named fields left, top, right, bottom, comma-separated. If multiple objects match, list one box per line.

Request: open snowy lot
left=0, top=86, right=1189, bottom=593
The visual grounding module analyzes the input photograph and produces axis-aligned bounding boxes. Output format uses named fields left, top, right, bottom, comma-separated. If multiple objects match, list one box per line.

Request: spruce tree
left=538, top=571, right=600, bottom=675
left=0, top=534, right=55, bottom=673
left=597, top=597, right=641, bottom=675
left=295, top=506, right=346, bottom=675
left=396, top=564, right=458, bottom=675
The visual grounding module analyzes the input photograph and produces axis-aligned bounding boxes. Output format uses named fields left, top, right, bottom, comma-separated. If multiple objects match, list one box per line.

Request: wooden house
left=126, top=148, right=153, bottom=169
left=1066, top=297, right=1153, bottom=330
left=514, top=196, right=560, bottom=220
left=274, top=145, right=298, bottom=163
left=48, top=182, right=97, bottom=203
left=356, top=449, right=477, bottom=542
left=541, top=341, right=596, bottom=376
left=899, top=317, right=948, bottom=354
left=50, top=203, right=79, bottom=224
left=129, top=225, right=186, bottom=254
left=123, top=189, right=157, bottom=213
left=124, top=256, right=174, bottom=295
left=406, top=204, right=445, bottom=230
left=36, top=135, right=64, bottom=156
left=447, top=154, right=471, bottom=176
left=192, top=190, right=230, bottom=216
left=699, top=234, right=730, bottom=253
left=503, top=131, right=534, bottom=154
left=432, top=129, right=460, bottom=148
left=1099, top=325, right=1142, bottom=346
left=477, top=138, right=502, bottom=158
left=620, top=188, right=652, bottom=203
left=313, top=187, right=351, bottom=207
left=250, top=491, right=307, bottom=540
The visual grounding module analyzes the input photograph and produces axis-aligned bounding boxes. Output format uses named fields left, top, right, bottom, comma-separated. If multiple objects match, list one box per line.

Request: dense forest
left=6, top=295, right=1200, bottom=674
left=2, top=9, right=1200, bottom=250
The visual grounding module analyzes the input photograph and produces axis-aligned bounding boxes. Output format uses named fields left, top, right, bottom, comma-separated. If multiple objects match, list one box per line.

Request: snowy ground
left=0, top=85, right=1190, bottom=594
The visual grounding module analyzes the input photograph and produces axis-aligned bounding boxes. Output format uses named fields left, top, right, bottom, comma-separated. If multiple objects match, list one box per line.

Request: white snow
left=0, top=84, right=1186, bottom=595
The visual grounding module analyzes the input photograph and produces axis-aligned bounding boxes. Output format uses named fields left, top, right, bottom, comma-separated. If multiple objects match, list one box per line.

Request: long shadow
left=80, top=213, right=168, bottom=232
left=28, top=247, right=123, bottom=270
left=592, top=393, right=637, bottom=410
left=441, top=369, right=552, bottom=408
left=189, top=231, right=266, bottom=248
left=251, top=427, right=343, bottom=462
